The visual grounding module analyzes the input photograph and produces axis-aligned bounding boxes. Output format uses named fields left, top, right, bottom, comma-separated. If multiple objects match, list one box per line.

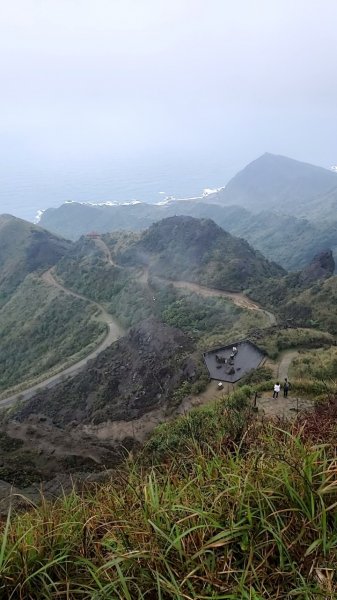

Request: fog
left=1, top=0, right=337, bottom=218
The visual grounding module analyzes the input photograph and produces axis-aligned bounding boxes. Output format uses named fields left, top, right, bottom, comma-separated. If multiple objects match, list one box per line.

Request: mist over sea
left=0, top=153, right=239, bottom=223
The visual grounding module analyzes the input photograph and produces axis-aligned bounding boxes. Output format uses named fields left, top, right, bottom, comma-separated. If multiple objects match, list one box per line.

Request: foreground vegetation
left=1, top=387, right=337, bottom=599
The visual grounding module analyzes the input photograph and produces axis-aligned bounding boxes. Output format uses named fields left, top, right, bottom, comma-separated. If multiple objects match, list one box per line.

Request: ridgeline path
left=158, top=278, right=276, bottom=326
left=0, top=268, right=125, bottom=409
left=0, top=240, right=277, bottom=410
left=92, top=237, right=117, bottom=267
left=94, top=239, right=275, bottom=325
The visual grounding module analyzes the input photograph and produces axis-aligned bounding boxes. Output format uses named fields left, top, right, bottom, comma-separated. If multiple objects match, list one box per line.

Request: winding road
left=0, top=268, right=125, bottom=409
left=0, top=238, right=277, bottom=409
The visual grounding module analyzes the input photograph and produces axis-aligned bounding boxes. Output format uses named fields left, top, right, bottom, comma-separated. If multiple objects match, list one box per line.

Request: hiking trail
left=0, top=268, right=124, bottom=409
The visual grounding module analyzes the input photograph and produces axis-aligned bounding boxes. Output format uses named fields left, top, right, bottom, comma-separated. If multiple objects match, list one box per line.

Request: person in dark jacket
left=284, top=378, right=290, bottom=398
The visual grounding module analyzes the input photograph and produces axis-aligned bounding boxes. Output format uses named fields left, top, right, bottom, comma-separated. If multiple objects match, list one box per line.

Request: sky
left=1, top=0, right=337, bottom=218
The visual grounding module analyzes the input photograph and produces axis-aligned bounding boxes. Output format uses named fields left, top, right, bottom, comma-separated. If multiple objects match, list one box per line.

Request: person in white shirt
left=273, top=382, right=280, bottom=398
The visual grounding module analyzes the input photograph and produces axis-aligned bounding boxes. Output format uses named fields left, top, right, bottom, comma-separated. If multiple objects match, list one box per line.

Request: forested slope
left=0, top=214, right=70, bottom=305
left=0, top=276, right=105, bottom=393
left=114, top=216, right=285, bottom=290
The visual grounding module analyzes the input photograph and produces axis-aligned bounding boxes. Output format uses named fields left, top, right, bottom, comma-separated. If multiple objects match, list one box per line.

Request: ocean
left=0, top=154, right=239, bottom=223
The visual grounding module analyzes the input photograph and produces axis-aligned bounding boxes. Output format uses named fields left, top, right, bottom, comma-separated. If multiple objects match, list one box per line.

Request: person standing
left=273, top=382, right=280, bottom=398
left=284, top=378, right=290, bottom=398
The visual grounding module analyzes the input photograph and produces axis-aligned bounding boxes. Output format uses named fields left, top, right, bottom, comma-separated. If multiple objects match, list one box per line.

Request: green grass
left=250, top=272, right=337, bottom=335
left=0, top=276, right=105, bottom=393
left=290, top=347, right=337, bottom=383
left=250, top=327, right=333, bottom=360
left=1, top=389, right=337, bottom=599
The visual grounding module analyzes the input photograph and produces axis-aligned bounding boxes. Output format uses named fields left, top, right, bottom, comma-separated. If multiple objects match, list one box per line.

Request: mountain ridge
left=0, top=214, right=71, bottom=303
left=38, top=153, right=337, bottom=271
left=113, top=215, right=285, bottom=291
left=210, top=152, right=337, bottom=214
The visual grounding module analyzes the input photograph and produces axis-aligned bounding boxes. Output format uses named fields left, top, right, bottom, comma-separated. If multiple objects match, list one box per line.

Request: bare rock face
left=0, top=318, right=197, bottom=492
left=300, top=250, right=335, bottom=285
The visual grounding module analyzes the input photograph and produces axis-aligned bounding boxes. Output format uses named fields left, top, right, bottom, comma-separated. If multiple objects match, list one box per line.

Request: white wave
left=178, top=196, right=202, bottom=201
left=330, top=165, right=337, bottom=172
left=155, top=195, right=176, bottom=205
left=120, top=200, right=143, bottom=206
left=202, top=186, right=224, bottom=196
left=64, top=199, right=143, bottom=207
left=34, top=209, right=45, bottom=223
left=56, top=185, right=226, bottom=213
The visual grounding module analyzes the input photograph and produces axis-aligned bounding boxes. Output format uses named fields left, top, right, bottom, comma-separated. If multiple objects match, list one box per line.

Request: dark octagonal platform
left=203, top=340, right=264, bottom=383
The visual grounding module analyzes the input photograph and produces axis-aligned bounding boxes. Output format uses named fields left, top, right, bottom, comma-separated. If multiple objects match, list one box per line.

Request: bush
left=146, top=386, right=252, bottom=457
left=1, top=412, right=337, bottom=599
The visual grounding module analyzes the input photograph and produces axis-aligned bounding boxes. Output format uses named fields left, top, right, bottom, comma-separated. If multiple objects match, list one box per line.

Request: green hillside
left=39, top=200, right=249, bottom=242
left=250, top=250, right=337, bottom=332
left=115, top=216, right=285, bottom=291
left=55, top=230, right=267, bottom=342
left=0, top=275, right=105, bottom=394
left=1, top=211, right=337, bottom=597
left=0, top=217, right=106, bottom=394
left=230, top=211, right=337, bottom=271
left=0, top=214, right=71, bottom=305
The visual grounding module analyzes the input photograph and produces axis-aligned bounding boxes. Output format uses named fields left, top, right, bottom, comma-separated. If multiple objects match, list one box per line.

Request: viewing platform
left=203, top=340, right=264, bottom=383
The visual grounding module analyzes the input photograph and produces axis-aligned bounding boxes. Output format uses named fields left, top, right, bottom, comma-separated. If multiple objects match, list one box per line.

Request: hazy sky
left=1, top=0, right=337, bottom=216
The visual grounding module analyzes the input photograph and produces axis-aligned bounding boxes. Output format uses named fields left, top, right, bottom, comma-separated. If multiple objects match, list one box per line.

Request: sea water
left=0, top=153, right=238, bottom=222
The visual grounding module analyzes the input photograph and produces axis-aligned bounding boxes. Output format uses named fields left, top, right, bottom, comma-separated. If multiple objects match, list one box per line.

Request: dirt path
left=96, top=246, right=275, bottom=326
left=147, top=273, right=277, bottom=415
left=0, top=269, right=125, bottom=409
left=277, top=350, right=298, bottom=381
left=255, top=349, right=311, bottom=418
left=256, top=394, right=312, bottom=419
left=93, top=237, right=117, bottom=267
left=156, top=277, right=276, bottom=326
left=0, top=249, right=276, bottom=411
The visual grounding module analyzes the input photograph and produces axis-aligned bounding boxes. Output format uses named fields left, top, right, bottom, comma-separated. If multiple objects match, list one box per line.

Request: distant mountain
left=38, top=154, right=337, bottom=271
left=115, top=216, right=285, bottom=291
left=39, top=200, right=248, bottom=241
left=0, top=214, right=71, bottom=303
left=229, top=211, right=337, bottom=271
left=40, top=200, right=337, bottom=271
left=299, top=185, right=337, bottom=223
left=210, top=153, right=337, bottom=216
